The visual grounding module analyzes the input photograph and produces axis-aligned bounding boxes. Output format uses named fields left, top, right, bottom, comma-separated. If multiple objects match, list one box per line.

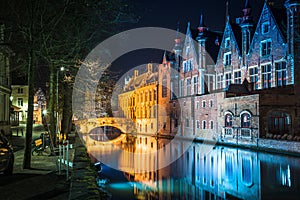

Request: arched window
left=202, top=120, right=206, bottom=129
left=210, top=121, right=214, bottom=129
left=225, top=113, right=233, bottom=127
left=241, top=112, right=251, bottom=128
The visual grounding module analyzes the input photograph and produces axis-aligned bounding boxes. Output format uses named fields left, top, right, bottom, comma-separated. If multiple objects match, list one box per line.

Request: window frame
left=262, top=21, right=270, bottom=34
left=260, top=39, right=272, bottom=57
left=224, top=52, right=232, bottom=66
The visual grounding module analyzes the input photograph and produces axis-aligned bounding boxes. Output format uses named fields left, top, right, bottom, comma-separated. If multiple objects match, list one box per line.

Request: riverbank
left=193, top=137, right=300, bottom=157
left=69, top=136, right=110, bottom=200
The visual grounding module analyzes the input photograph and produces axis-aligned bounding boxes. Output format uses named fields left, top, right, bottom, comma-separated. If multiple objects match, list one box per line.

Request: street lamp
left=56, top=67, right=65, bottom=139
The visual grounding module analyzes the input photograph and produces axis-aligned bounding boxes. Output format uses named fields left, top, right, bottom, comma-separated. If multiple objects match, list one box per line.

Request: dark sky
left=111, top=0, right=286, bottom=73
left=131, top=0, right=285, bottom=31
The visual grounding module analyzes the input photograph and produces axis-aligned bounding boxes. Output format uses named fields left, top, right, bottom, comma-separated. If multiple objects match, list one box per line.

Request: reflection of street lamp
left=56, top=67, right=65, bottom=138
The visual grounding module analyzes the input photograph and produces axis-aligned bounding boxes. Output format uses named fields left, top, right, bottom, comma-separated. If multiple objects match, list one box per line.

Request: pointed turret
left=162, top=51, right=168, bottom=64
left=197, top=14, right=208, bottom=40
left=173, top=22, right=182, bottom=52
left=238, top=0, right=254, bottom=70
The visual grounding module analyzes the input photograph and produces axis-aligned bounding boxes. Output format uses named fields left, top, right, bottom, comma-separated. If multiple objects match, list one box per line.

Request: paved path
left=0, top=124, right=73, bottom=200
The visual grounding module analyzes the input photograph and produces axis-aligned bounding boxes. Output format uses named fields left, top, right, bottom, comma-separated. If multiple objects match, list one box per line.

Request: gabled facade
left=246, top=3, right=290, bottom=90
left=215, top=20, right=242, bottom=89
left=157, top=0, right=300, bottom=144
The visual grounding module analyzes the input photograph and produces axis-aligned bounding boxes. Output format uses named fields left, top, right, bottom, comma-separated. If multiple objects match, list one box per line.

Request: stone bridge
left=75, top=117, right=136, bottom=144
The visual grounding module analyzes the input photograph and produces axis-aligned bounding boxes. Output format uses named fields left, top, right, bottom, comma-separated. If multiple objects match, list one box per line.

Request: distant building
left=0, top=23, right=12, bottom=135
left=11, top=85, right=29, bottom=123
left=118, top=64, right=161, bottom=135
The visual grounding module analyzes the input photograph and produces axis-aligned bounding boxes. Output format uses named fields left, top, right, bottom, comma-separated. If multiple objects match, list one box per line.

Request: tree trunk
left=49, top=64, right=57, bottom=146
left=61, top=83, right=73, bottom=139
left=23, top=51, right=34, bottom=169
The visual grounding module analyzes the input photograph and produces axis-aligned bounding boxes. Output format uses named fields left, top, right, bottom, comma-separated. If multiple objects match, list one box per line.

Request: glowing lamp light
left=42, top=109, right=47, bottom=115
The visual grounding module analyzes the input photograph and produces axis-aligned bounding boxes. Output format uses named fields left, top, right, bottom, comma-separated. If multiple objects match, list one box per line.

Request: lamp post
left=56, top=67, right=65, bottom=140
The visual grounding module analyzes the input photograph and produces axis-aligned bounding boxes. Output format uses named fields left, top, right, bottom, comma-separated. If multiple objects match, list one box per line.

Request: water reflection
left=91, top=136, right=300, bottom=200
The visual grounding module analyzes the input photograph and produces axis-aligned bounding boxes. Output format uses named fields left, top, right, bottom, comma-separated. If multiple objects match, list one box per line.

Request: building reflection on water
left=88, top=135, right=300, bottom=200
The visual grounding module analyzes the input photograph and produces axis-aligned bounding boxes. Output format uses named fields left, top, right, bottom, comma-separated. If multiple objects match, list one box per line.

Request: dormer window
left=262, top=22, right=270, bottom=34
left=224, top=52, right=232, bottom=66
left=225, top=37, right=230, bottom=48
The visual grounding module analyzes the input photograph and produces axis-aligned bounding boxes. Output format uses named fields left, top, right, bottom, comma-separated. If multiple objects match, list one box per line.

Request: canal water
left=90, top=136, right=300, bottom=200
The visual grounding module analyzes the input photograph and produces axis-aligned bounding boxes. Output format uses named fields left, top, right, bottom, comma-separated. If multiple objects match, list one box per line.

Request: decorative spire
left=225, top=0, right=229, bottom=22
left=162, top=50, right=168, bottom=64
left=198, top=14, right=207, bottom=33
left=243, top=0, right=252, bottom=18
left=174, top=22, right=181, bottom=51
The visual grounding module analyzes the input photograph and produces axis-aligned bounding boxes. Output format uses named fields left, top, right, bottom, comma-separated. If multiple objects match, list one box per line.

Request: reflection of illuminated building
left=114, top=141, right=299, bottom=200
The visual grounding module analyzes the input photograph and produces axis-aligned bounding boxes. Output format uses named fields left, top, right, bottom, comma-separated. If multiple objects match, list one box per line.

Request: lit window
left=18, top=88, right=23, bottom=94
left=196, top=120, right=200, bottom=129
left=241, top=112, right=251, bottom=128
left=249, top=67, right=259, bottom=89
left=183, top=61, right=187, bottom=73
left=209, top=100, right=213, bottom=107
left=202, top=120, right=206, bottom=129
left=276, top=62, right=287, bottom=87
left=262, top=64, right=272, bottom=89
left=261, top=40, right=271, bottom=56
left=186, top=78, right=191, bottom=96
left=179, top=80, right=183, bottom=97
left=196, top=101, right=199, bottom=110
left=193, top=76, right=198, bottom=94
left=234, top=71, right=241, bottom=84
left=202, top=100, right=206, bottom=108
left=225, top=73, right=232, bottom=87
left=210, top=121, right=214, bottom=129
left=225, top=37, right=230, bottom=48
left=217, top=74, right=223, bottom=89
left=224, top=52, right=232, bottom=66
left=225, top=113, right=233, bottom=127
left=17, top=98, right=23, bottom=107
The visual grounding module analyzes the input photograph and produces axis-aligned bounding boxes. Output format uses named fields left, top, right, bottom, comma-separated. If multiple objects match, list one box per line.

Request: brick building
left=156, top=0, right=300, bottom=144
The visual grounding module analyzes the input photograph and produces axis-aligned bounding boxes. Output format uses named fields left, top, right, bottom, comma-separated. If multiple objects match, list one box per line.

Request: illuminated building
left=158, top=0, right=300, bottom=144
left=118, top=64, right=160, bottom=135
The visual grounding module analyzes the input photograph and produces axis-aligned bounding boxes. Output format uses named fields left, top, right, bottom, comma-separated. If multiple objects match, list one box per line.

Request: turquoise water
left=95, top=138, right=300, bottom=200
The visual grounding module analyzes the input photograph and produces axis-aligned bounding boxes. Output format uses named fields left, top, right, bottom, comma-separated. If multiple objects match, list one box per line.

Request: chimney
left=147, top=63, right=153, bottom=73
left=134, top=70, right=139, bottom=78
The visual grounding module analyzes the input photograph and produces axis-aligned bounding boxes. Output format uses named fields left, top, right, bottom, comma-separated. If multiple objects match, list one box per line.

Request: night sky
left=111, top=0, right=286, bottom=73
